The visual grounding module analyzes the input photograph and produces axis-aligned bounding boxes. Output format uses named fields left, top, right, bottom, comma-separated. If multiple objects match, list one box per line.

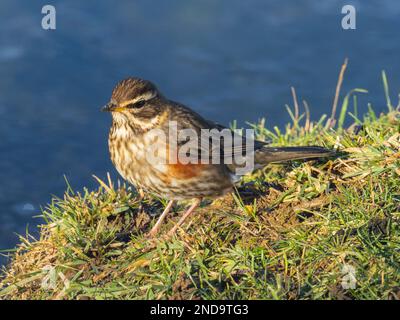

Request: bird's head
left=102, top=77, right=166, bottom=129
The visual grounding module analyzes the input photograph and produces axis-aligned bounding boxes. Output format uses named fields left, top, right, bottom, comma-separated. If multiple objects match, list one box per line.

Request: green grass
left=1, top=73, right=400, bottom=300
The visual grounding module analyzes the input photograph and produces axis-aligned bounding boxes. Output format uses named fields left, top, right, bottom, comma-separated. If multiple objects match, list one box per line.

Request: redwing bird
left=102, top=78, right=333, bottom=237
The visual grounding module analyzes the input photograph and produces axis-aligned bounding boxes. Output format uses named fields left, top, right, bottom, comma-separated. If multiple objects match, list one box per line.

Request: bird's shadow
left=234, top=181, right=282, bottom=205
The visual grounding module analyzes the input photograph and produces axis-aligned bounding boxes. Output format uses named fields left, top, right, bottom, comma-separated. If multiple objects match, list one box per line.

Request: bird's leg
left=137, top=187, right=146, bottom=213
left=148, top=200, right=175, bottom=237
left=166, top=198, right=201, bottom=237
left=138, top=188, right=145, bottom=199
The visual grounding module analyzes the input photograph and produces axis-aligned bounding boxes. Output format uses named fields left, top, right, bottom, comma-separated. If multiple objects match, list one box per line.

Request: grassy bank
left=1, top=73, right=400, bottom=300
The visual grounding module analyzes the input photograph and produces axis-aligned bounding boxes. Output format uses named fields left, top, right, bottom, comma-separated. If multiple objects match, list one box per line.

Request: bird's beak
left=101, top=103, right=118, bottom=112
left=101, top=103, right=112, bottom=112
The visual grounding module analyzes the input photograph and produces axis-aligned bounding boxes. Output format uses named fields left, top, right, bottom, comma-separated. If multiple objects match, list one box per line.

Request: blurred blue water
left=0, top=0, right=399, bottom=264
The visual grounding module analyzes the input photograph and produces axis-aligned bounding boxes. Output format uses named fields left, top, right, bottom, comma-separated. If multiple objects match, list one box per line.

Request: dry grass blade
left=327, top=58, right=349, bottom=129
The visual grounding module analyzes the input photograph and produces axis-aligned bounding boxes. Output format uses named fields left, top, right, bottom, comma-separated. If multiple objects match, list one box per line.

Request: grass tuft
left=1, top=73, right=400, bottom=300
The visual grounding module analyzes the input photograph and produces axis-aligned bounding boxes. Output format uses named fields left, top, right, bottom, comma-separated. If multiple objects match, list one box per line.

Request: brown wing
left=166, top=101, right=267, bottom=171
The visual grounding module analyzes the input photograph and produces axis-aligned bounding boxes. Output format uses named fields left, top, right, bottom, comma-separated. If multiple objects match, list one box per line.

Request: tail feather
left=255, top=146, right=334, bottom=164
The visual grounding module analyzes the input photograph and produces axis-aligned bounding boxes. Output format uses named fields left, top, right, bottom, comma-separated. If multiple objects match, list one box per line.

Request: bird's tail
left=255, top=146, right=334, bottom=164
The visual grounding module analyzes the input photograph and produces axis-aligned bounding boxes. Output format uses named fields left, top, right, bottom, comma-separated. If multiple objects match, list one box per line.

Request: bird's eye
left=126, top=100, right=146, bottom=109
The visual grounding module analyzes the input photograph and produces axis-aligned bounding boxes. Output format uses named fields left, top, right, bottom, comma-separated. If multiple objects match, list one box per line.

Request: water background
left=1, top=0, right=399, bottom=264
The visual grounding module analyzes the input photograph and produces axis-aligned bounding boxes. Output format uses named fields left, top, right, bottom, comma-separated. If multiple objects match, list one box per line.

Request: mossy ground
left=1, top=72, right=400, bottom=300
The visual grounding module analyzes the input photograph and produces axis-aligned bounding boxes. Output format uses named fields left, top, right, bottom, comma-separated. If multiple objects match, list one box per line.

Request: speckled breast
left=108, top=124, right=234, bottom=200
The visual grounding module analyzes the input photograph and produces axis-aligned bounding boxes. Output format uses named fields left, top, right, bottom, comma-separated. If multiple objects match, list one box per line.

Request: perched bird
left=102, top=77, right=333, bottom=237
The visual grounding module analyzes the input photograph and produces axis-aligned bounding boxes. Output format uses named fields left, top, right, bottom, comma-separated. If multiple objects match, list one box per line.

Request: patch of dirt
left=170, top=272, right=199, bottom=300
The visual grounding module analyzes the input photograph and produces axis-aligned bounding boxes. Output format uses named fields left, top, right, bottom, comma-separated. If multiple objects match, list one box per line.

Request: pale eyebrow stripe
left=120, top=98, right=141, bottom=108
left=119, top=91, right=157, bottom=107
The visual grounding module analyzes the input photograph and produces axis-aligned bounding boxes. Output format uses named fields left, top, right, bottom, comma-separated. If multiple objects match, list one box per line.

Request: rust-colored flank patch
left=167, top=161, right=206, bottom=179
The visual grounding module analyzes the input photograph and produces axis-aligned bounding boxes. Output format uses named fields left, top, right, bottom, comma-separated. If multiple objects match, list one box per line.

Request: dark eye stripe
left=126, top=100, right=146, bottom=109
